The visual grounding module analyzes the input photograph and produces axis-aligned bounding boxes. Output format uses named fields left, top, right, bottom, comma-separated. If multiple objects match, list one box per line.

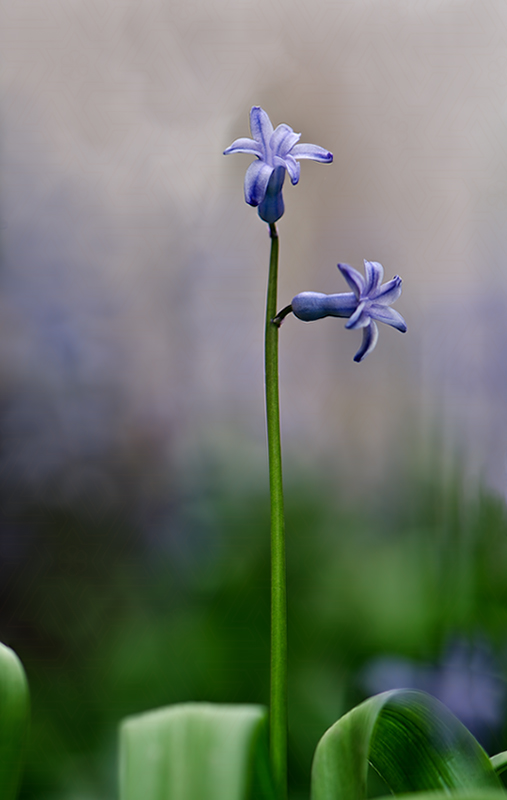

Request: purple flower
left=224, top=106, right=333, bottom=223
left=291, top=261, right=407, bottom=362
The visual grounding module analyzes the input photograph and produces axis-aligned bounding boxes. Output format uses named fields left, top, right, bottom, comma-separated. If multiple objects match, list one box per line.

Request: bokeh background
left=3, top=0, right=507, bottom=797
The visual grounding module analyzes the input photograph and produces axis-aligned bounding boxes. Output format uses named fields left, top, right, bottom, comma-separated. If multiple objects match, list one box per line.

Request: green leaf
left=311, top=689, right=504, bottom=800
left=491, top=752, right=507, bottom=787
left=119, top=702, right=275, bottom=800
left=376, top=793, right=507, bottom=800
left=0, top=642, right=30, bottom=800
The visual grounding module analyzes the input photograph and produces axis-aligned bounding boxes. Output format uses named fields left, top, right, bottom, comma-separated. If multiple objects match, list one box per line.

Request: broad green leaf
left=0, top=642, right=30, bottom=800
left=119, top=702, right=275, bottom=800
left=377, top=793, right=507, bottom=800
left=491, top=752, right=507, bottom=786
left=311, top=689, right=503, bottom=800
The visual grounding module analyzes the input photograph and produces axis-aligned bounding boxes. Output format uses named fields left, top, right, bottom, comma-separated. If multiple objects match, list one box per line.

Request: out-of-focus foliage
left=0, top=643, right=30, bottom=800
left=2, top=457, right=507, bottom=800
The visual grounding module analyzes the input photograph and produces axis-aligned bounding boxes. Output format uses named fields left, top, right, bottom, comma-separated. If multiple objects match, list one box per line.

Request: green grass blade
left=311, top=689, right=503, bottom=800
left=0, top=642, right=30, bottom=800
left=119, top=702, right=275, bottom=800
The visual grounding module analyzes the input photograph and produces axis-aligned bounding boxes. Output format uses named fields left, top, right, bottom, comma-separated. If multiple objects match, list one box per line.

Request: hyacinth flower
left=284, top=260, right=407, bottom=362
left=223, top=105, right=333, bottom=223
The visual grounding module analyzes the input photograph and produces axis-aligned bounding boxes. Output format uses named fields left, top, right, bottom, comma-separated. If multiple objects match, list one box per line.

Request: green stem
left=265, top=222, right=287, bottom=800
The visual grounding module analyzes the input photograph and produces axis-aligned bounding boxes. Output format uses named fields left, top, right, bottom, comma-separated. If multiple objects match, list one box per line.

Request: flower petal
left=290, top=143, right=333, bottom=162
left=271, top=124, right=301, bottom=158
left=249, top=106, right=273, bottom=153
left=244, top=160, right=274, bottom=206
left=372, top=275, right=402, bottom=304
left=338, top=263, right=365, bottom=298
left=363, top=260, right=383, bottom=294
left=369, top=304, right=407, bottom=332
left=284, top=154, right=300, bottom=185
left=223, top=137, right=263, bottom=157
left=345, top=301, right=370, bottom=329
left=258, top=166, right=285, bottom=223
left=354, top=321, right=379, bottom=362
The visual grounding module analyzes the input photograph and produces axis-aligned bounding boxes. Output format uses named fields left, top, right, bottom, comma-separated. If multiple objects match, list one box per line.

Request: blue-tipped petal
left=244, top=160, right=274, bottom=206
left=271, top=124, right=301, bottom=157
left=373, top=275, right=402, bottom=304
left=354, top=321, right=379, bottom=362
left=273, top=155, right=288, bottom=170
left=258, top=166, right=285, bottom=223
left=290, top=143, right=333, bottom=162
left=223, top=137, right=263, bottom=157
left=346, top=301, right=370, bottom=329
left=364, top=260, right=383, bottom=294
left=369, top=304, right=407, bottom=332
left=338, top=263, right=365, bottom=297
left=249, top=106, right=273, bottom=151
left=284, top=154, right=300, bottom=184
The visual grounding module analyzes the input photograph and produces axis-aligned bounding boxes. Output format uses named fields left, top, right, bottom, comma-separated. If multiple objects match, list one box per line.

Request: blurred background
left=3, top=0, right=507, bottom=797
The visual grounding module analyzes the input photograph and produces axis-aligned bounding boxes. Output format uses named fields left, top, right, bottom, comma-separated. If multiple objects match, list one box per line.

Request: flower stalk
left=224, top=104, right=407, bottom=800
left=265, top=222, right=287, bottom=800
left=224, top=106, right=334, bottom=799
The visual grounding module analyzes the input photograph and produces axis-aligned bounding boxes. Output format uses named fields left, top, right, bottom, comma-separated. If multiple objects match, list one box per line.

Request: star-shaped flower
left=224, top=106, right=333, bottom=223
left=291, top=260, right=406, bottom=362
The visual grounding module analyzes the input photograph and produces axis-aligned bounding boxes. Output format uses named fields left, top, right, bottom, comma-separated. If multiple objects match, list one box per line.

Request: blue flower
left=291, top=261, right=407, bottom=362
left=224, top=106, right=333, bottom=223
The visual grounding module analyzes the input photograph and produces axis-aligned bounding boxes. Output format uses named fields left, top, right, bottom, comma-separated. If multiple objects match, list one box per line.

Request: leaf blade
left=375, top=793, right=507, bottom=800
left=0, top=642, right=30, bottom=800
left=491, top=752, right=507, bottom=787
left=119, top=702, right=275, bottom=800
left=311, top=689, right=503, bottom=800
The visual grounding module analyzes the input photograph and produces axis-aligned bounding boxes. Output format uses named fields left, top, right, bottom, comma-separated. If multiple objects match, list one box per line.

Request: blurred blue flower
left=291, top=260, right=406, bottom=362
left=224, top=106, right=333, bottom=223
left=362, top=638, right=506, bottom=749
